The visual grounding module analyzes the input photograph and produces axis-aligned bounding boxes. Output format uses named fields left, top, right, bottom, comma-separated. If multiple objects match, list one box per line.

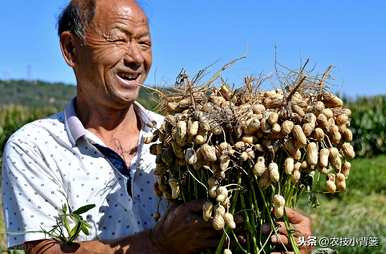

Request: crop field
left=298, top=155, right=386, bottom=254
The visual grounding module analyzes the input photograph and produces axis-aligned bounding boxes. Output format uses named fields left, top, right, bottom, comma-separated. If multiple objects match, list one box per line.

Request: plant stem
left=258, top=187, right=277, bottom=253
left=284, top=213, right=301, bottom=254
left=248, top=181, right=260, bottom=253
left=240, top=194, right=255, bottom=253
left=215, top=177, right=241, bottom=254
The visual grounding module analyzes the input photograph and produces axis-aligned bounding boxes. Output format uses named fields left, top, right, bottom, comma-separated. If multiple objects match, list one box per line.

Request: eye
left=104, top=33, right=127, bottom=43
left=139, top=40, right=151, bottom=49
left=114, top=38, right=127, bottom=43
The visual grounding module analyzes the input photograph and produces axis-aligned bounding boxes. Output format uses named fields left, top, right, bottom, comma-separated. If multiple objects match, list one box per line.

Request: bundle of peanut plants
left=146, top=61, right=355, bottom=254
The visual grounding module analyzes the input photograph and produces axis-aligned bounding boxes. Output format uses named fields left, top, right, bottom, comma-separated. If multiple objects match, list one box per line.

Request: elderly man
left=2, top=0, right=312, bottom=253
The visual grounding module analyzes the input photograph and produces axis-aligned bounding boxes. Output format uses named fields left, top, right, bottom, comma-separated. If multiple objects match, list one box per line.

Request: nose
left=123, top=43, right=144, bottom=70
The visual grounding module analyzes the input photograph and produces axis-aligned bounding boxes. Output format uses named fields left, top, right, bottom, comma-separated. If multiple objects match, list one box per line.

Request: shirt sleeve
left=2, top=138, right=67, bottom=248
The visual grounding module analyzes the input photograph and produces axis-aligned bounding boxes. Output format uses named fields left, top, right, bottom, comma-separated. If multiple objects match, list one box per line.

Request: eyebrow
left=111, top=23, right=150, bottom=38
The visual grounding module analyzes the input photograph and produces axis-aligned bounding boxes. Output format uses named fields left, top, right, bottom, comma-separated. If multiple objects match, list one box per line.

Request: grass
left=1, top=155, right=385, bottom=253
left=298, top=154, right=386, bottom=254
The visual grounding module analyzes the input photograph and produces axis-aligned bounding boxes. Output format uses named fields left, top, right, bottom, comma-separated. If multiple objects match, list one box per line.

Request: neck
left=75, top=96, right=141, bottom=144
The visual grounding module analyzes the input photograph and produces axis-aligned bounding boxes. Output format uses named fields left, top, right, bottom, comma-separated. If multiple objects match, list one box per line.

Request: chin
left=110, top=89, right=140, bottom=107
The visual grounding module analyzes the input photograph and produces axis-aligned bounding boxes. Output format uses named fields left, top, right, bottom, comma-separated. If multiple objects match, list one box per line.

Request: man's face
left=74, top=0, right=152, bottom=108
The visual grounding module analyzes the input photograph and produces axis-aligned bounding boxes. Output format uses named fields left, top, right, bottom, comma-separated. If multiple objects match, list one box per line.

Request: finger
left=271, top=207, right=302, bottom=226
left=196, top=222, right=223, bottom=237
left=188, top=235, right=221, bottom=253
left=180, top=199, right=206, bottom=213
left=184, top=212, right=201, bottom=224
left=276, top=222, right=288, bottom=235
left=198, top=221, right=218, bottom=230
left=196, top=237, right=221, bottom=249
left=271, top=234, right=289, bottom=246
left=197, top=228, right=222, bottom=239
left=285, top=208, right=312, bottom=238
left=183, top=213, right=213, bottom=229
left=284, top=207, right=307, bottom=224
left=262, top=222, right=287, bottom=235
left=275, top=224, right=304, bottom=240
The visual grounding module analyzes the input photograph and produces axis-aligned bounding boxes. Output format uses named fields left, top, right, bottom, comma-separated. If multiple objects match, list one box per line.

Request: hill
left=0, top=79, right=158, bottom=111
left=0, top=80, right=76, bottom=109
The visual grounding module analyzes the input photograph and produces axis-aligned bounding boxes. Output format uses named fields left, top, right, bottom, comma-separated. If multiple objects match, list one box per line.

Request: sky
left=0, top=0, right=385, bottom=97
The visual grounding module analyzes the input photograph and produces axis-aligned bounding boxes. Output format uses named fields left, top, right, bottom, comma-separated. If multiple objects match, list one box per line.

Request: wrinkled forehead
left=93, top=0, right=148, bottom=28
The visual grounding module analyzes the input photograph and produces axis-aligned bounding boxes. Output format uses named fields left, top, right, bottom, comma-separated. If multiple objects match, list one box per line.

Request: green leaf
left=73, top=204, right=96, bottom=215
left=80, top=223, right=90, bottom=235
left=68, top=216, right=82, bottom=242
left=82, top=221, right=92, bottom=229
left=62, top=214, right=71, bottom=236
left=62, top=203, right=67, bottom=214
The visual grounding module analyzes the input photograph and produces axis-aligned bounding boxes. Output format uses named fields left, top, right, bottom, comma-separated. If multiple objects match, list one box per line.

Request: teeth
left=120, top=73, right=138, bottom=80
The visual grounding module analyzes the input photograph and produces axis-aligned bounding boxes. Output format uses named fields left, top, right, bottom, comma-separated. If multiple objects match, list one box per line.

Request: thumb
left=285, top=207, right=306, bottom=224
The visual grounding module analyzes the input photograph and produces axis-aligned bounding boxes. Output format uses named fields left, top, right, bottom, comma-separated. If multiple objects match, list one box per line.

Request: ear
left=60, top=31, right=79, bottom=68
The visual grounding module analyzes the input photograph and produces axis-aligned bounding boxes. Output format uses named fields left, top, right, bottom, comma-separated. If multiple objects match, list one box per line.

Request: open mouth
left=116, top=72, right=141, bottom=86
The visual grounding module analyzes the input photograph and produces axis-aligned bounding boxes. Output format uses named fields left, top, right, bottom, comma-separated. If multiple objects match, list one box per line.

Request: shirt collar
left=64, top=97, right=154, bottom=147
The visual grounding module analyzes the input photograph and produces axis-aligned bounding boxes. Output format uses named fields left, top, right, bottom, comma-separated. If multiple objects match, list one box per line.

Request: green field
left=298, top=155, right=386, bottom=254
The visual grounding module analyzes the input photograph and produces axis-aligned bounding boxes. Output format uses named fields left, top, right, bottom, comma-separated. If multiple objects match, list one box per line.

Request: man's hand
left=23, top=200, right=218, bottom=254
left=151, top=199, right=220, bottom=254
left=268, top=207, right=313, bottom=254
